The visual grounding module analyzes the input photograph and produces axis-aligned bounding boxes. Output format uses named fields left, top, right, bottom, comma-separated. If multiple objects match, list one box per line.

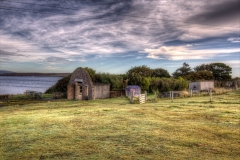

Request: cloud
left=221, top=60, right=240, bottom=68
left=228, top=38, right=240, bottom=43
left=142, top=45, right=240, bottom=60
left=0, top=0, right=239, bottom=70
left=185, top=0, right=240, bottom=25
left=0, top=49, right=27, bottom=57
left=136, top=56, right=144, bottom=59
left=44, top=56, right=69, bottom=63
left=44, top=65, right=61, bottom=71
left=0, top=57, right=12, bottom=63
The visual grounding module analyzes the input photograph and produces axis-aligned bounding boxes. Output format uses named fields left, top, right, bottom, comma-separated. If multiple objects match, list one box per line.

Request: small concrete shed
left=67, top=67, right=110, bottom=100
left=125, top=85, right=141, bottom=97
left=189, top=81, right=214, bottom=91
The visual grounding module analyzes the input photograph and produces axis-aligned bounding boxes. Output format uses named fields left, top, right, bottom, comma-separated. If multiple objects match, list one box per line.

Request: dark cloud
left=106, top=41, right=129, bottom=49
left=44, top=56, right=69, bottom=62
left=0, top=50, right=27, bottom=57
left=89, top=1, right=134, bottom=24
left=0, top=57, right=12, bottom=63
left=12, top=30, right=33, bottom=39
left=186, top=0, right=240, bottom=24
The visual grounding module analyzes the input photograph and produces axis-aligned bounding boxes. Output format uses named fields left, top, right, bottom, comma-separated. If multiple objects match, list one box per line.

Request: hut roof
left=126, top=85, right=140, bottom=89
left=189, top=81, right=214, bottom=83
left=68, top=67, right=93, bottom=86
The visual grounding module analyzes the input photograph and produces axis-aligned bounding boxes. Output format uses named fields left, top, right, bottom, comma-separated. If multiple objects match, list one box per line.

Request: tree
left=185, top=70, right=214, bottom=81
left=194, top=62, right=232, bottom=81
left=152, top=68, right=171, bottom=78
left=84, top=67, right=97, bottom=82
left=150, top=77, right=188, bottom=93
left=172, top=62, right=192, bottom=78
left=142, top=77, right=151, bottom=92
left=210, top=63, right=232, bottom=81
left=95, top=73, right=126, bottom=91
left=194, top=63, right=211, bottom=72
left=126, top=65, right=152, bottom=84
left=45, top=74, right=71, bottom=93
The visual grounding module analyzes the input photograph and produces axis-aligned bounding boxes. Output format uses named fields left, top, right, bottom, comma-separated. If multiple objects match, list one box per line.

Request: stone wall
left=67, top=84, right=75, bottom=100
left=94, top=84, right=110, bottom=99
left=75, top=82, right=82, bottom=100
left=110, top=90, right=124, bottom=98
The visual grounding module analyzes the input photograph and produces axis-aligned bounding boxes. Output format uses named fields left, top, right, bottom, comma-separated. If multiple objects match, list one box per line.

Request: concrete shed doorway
left=75, top=79, right=83, bottom=100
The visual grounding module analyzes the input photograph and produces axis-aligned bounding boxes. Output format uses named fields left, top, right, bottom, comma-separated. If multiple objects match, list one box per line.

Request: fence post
left=171, top=91, right=174, bottom=102
left=7, top=94, right=9, bottom=105
left=145, top=91, right=147, bottom=102
left=131, top=90, right=134, bottom=103
left=210, top=89, right=212, bottom=102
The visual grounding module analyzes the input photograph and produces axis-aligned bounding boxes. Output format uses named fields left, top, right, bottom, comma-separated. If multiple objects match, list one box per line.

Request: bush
left=150, top=77, right=188, bottom=93
left=45, top=74, right=71, bottom=94
left=180, top=91, right=189, bottom=97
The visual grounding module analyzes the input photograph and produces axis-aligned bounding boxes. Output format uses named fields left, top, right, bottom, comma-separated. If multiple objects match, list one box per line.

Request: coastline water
left=0, top=76, right=62, bottom=95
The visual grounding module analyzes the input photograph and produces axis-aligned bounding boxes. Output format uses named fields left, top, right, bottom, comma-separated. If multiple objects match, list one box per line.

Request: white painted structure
left=139, top=94, right=146, bottom=104
left=189, top=81, right=214, bottom=91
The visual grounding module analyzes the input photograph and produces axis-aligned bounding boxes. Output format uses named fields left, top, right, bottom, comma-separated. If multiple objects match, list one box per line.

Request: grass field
left=0, top=91, right=239, bottom=159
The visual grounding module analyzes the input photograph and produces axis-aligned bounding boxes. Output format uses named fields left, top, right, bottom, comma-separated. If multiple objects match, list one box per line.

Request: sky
left=0, top=0, right=239, bottom=77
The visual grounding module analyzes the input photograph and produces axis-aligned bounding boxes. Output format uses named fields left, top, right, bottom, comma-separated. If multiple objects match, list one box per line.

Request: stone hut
left=67, top=67, right=110, bottom=100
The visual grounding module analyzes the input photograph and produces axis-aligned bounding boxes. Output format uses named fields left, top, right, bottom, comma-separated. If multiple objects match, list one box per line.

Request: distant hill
left=0, top=70, right=15, bottom=74
left=0, top=72, right=70, bottom=77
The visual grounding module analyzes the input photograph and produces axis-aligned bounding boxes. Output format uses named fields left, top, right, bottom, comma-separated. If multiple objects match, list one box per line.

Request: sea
left=0, top=76, right=62, bottom=95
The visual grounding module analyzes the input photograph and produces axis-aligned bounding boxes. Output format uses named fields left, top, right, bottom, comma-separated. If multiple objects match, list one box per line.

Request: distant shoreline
left=0, top=73, right=70, bottom=77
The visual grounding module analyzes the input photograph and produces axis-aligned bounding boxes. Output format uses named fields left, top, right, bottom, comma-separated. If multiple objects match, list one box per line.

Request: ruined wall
left=68, top=68, right=94, bottom=100
left=67, top=84, right=75, bottom=100
left=94, top=84, right=110, bottom=99
left=75, top=82, right=82, bottom=100
left=67, top=67, right=111, bottom=100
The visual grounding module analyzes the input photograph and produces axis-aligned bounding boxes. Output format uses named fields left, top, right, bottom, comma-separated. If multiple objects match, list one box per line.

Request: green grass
left=0, top=91, right=240, bottom=159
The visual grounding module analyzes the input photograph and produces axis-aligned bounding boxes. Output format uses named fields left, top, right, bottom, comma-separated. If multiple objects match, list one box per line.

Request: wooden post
left=169, top=91, right=171, bottom=99
left=210, top=89, right=212, bottom=102
left=131, top=90, right=133, bottom=103
left=171, top=91, right=174, bottom=102
left=7, top=94, right=9, bottom=105
left=190, top=89, right=192, bottom=97
left=145, top=91, right=147, bottom=102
